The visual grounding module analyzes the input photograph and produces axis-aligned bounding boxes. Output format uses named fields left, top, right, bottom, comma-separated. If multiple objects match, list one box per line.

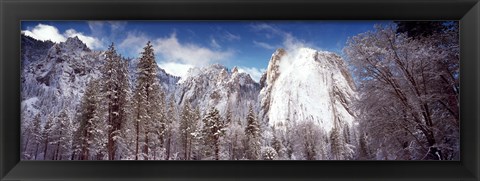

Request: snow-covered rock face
left=60, top=36, right=91, bottom=52
left=21, top=35, right=55, bottom=68
left=175, top=64, right=260, bottom=121
left=259, top=47, right=357, bottom=133
left=21, top=36, right=103, bottom=121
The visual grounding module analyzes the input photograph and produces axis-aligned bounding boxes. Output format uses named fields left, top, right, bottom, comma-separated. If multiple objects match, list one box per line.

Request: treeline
left=345, top=21, right=460, bottom=160
left=21, top=42, right=268, bottom=160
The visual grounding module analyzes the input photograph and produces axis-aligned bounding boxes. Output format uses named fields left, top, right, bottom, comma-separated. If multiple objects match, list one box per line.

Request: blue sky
left=21, top=21, right=390, bottom=81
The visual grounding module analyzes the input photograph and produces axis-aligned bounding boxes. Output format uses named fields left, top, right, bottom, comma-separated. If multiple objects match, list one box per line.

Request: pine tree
left=222, top=105, right=235, bottom=160
left=101, top=43, right=130, bottom=160
left=52, top=108, right=71, bottom=160
left=245, top=105, right=260, bottom=160
left=302, top=122, right=317, bottom=160
left=357, top=132, right=371, bottom=160
left=190, top=106, right=202, bottom=160
left=25, top=114, right=42, bottom=160
left=152, top=90, right=166, bottom=160
left=41, top=114, right=54, bottom=160
left=22, top=113, right=39, bottom=159
left=329, top=124, right=352, bottom=160
left=148, top=90, right=167, bottom=159
left=132, top=41, right=164, bottom=160
left=271, top=126, right=286, bottom=159
left=201, top=107, right=224, bottom=160
left=180, top=101, right=196, bottom=160
left=165, top=95, right=176, bottom=160
left=74, top=79, right=100, bottom=160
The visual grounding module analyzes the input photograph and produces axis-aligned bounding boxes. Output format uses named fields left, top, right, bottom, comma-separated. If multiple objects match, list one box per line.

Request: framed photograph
left=1, top=0, right=479, bottom=180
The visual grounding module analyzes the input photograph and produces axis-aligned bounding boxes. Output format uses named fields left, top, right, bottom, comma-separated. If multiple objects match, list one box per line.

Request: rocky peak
left=231, top=66, right=239, bottom=74
left=265, top=48, right=286, bottom=86
left=59, top=36, right=90, bottom=52
left=218, top=68, right=229, bottom=82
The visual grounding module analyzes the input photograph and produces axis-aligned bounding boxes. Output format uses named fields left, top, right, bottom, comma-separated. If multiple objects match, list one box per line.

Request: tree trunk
left=107, top=103, right=113, bottom=160
left=34, top=143, right=39, bottom=160
left=23, top=134, right=30, bottom=153
left=184, top=132, right=188, bottom=160
left=81, top=128, right=89, bottom=160
left=214, top=138, right=220, bottom=160
left=135, top=115, right=140, bottom=160
left=55, top=142, right=60, bottom=160
left=188, top=138, right=192, bottom=160
left=144, top=133, right=149, bottom=160
left=166, top=132, right=171, bottom=160
left=43, top=137, right=49, bottom=160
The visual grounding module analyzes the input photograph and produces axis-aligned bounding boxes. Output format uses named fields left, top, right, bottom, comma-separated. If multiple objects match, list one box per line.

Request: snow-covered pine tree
left=73, top=79, right=101, bottom=160
left=329, top=126, right=342, bottom=160
left=165, top=95, right=177, bottom=160
left=201, top=107, right=224, bottom=160
left=190, top=106, right=202, bottom=160
left=229, top=119, right=245, bottom=160
left=329, top=122, right=353, bottom=160
left=271, top=126, right=286, bottom=159
left=92, top=109, right=108, bottom=160
left=23, top=114, right=42, bottom=160
left=180, top=101, right=196, bottom=160
left=101, top=43, right=130, bottom=160
left=151, top=90, right=166, bottom=160
left=222, top=105, right=234, bottom=159
left=41, top=114, right=54, bottom=160
left=51, top=108, right=72, bottom=160
left=245, top=105, right=261, bottom=160
left=357, top=130, right=372, bottom=160
left=21, top=114, right=35, bottom=159
left=302, top=121, right=317, bottom=160
left=132, top=41, right=164, bottom=160
left=32, top=114, right=43, bottom=160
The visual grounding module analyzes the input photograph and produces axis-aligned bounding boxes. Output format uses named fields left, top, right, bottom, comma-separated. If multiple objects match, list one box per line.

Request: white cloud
left=157, top=62, right=194, bottom=80
left=224, top=31, right=241, bottom=41
left=237, top=66, right=266, bottom=83
left=108, top=21, right=127, bottom=32
left=88, top=21, right=127, bottom=36
left=118, top=32, right=150, bottom=58
left=210, top=38, right=221, bottom=49
left=22, top=24, right=104, bottom=49
left=253, top=40, right=276, bottom=50
left=87, top=21, right=105, bottom=36
left=21, top=24, right=66, bottom=43
left=251, top=23, right=311, bottom=51
left=153, top=33, right=234, bottom=67
left=118, top=31, right=234, bottom=80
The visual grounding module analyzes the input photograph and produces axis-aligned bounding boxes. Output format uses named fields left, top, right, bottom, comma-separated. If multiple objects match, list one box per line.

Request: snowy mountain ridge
left=21, top=34, right=357, bottom=140
left=21, top=36, right=103, bottom=121
left=174, top=63, right=260, bottom=122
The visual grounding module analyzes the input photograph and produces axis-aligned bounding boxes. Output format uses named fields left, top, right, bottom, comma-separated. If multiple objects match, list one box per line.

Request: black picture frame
left=1, top=0, right=479, bottom=180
